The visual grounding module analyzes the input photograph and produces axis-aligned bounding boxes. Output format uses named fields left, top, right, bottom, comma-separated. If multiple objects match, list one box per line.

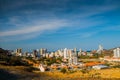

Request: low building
left=39, top=64, right=45, bottom=72
left=92, top=65, right=108, bottom=69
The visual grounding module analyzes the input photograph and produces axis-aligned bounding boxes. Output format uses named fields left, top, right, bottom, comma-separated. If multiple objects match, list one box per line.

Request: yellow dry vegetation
left=90, top=68, right=120, bottom=78
left=36, top=68, right=120, bottom=79
left=1, top=65, right=120, bottom=79
left=44, top=71, right=82, bottom=78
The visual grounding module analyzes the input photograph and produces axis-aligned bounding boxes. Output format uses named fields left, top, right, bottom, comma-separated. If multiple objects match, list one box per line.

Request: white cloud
left=0, top=19, right=67, bottom=37
left=0, top=32, right=40, bottom=42
left=72, top=5, right=118, bottom=19
left=80, top=32, right=98, bottom=38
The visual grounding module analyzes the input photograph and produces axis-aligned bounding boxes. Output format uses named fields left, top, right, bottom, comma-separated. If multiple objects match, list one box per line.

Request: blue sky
left=0, top=0, right=120, bottom=51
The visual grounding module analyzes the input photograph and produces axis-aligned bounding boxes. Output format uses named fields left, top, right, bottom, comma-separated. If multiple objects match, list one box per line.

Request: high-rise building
left=113, top=48, right=120, bottom=58
left=80, top=48, right=82, bottom=53
left=74, top=48, right=77, bottom=57
left=78, top=48, right=82, bottom=56
left=58, top=50, right=63, bottom=57
left=33, top=50, right=38, bottom=58
left=68, top=57, right=73, bottom=65
left=36, top=49, right=40, bottom=57
left=16, top=48, right=22, bottom=53
left=74, top=48, right=77, bottom=53
left=16, top=48, right=22, bottom=56
left=73, top=57, right=78, bottom=65
left=68, top=49, right=72, bottom=58
left=40, top=48, right=47, bottom=56
left=64, top=48, right=67, bottom=59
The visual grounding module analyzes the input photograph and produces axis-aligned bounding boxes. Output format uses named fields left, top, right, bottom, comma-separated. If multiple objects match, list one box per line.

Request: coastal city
left=2, top=45, right=120, bottom=72
left=0, top=45, right=120, bottom=80
left=0, top=0, right=120, bottom=80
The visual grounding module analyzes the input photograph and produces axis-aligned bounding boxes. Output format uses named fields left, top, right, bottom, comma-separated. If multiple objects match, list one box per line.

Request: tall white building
left=69, top=57, right=73, bottom=65
left=40, top=48, right=47, bottom=56
left=64, top=48, right=67, bottom=59
left=16, top=48, right=22, bottom=56
left=113, top=48, right=120, bottom=58
left=74, top=48, right=77, bottom=57
left=97, top=45, right=103, bottom=54
left=73, top=57, right=78, bottom=65
left=63, top=48, right=78, bottom=65
left=58, top=50, right=63, bottom=57
left=78, top=48, right=82, bottom=56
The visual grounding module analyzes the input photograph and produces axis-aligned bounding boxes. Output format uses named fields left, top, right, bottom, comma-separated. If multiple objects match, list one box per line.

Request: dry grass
left=0, top=65, right=120, bottom=80
left=90, top=68, right=120, bottom=78
left=35, top=68, right=120, bottom=80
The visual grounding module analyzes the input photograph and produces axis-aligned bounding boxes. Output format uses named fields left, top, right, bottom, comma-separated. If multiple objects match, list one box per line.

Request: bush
left=81, top=69, right=89, bottom=74
left=7, top=56, right=21, bottom=66
left=113, top=65, right=120, bottom=68
left=60, top=68, right=67, bottom=74
left=5, top=56, right=29, bottom=66
left=23, top=66, right=38, bottom=72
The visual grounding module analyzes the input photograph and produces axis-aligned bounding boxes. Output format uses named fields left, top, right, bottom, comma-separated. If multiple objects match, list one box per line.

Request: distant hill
left=0, top=48, right=9, bottom=56
left=0, top=48, right=8, bottom=53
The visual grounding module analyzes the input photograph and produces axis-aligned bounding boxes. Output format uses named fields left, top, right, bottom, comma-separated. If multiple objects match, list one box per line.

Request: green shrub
left=113, top=65, right=120, bottom=68
left=60, top=68, right=67, bottom=74
left=23, top=66, right=38, bottom=72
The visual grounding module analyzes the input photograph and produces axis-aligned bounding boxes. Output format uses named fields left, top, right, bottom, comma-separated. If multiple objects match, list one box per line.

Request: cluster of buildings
left=14, top=48, right=79, bottom=65
left=99, top=47, right=120, bottom=62
left=8, top=45, right=120, bottom=72
left=12, top=45, right=104, bottom=59
left=10, top=45, right=120, bottom=66
left=103, top=47, right=120, bottom=62
left=14, top=45, right=103, bottom=58
left=12, top=45, right=120, bottom=60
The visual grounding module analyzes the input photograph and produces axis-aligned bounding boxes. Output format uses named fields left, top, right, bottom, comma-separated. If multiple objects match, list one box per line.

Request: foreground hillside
left=0, top=48, right=120, bottom=80
left=0, top=65, right=120, bottom=80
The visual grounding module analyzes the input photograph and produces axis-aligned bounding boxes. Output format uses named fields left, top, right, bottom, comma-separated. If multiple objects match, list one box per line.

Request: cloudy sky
left=0, top=0, right=120, bottom=51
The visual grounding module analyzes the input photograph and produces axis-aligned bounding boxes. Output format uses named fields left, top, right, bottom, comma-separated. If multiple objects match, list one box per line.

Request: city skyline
left=0, top=0, right=120, bottom=51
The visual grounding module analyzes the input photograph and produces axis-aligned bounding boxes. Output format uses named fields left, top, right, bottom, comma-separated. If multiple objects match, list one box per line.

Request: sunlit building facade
left=113, top=48, right=120, bottom=58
